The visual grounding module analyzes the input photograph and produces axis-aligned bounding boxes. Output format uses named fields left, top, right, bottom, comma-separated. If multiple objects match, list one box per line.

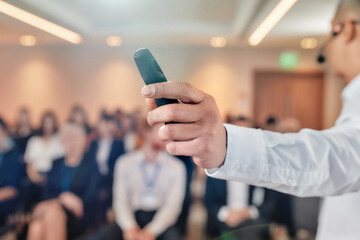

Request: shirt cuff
left=205, top=124, right=267, bottom=184
left=217, top=206, right=230, bottom=222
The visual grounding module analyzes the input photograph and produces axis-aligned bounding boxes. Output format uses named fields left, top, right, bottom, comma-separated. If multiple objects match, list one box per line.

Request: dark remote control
left=134, top=48, right=179, bottom=107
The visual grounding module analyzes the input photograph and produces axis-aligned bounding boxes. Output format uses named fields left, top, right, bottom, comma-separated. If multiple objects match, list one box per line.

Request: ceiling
left=0, top=0, right=339, bottom=47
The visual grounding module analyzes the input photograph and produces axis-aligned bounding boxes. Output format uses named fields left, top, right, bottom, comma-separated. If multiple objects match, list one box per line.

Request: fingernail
left=141, top=85, right=155, bottom=97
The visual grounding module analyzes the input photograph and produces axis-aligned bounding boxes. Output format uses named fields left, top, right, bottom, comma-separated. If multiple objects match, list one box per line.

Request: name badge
left=141, top=189, right=159, bottom=209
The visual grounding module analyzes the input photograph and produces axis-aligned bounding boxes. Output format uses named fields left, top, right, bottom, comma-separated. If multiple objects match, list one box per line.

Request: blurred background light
left=0, top=0, right=81, bottom=44
left=301, top=37, right=318, bottom=49
left=19, top=35, right=36, bottom=46
left=249, top=0, right=298, bottom=46
left=210, top=37, right=226, bottom=48
left=106, top=36, right=122, bottom=47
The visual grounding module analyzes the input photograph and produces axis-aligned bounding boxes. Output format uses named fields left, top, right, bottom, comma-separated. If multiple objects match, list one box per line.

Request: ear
left=343, top=20, right=356, bottom=43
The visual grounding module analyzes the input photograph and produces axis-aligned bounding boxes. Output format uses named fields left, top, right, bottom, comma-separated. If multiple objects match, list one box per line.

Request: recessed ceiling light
left=0, top=0, right=81, bottom=44
left=107, top=36, right=122, bottom=47
left=301, top=38, right=318, bottom=49
left=20, top=35, right=36, bottom=46
left=249, top=0, right=298, bottom=46
left=210, top=37, right=226, bottom=48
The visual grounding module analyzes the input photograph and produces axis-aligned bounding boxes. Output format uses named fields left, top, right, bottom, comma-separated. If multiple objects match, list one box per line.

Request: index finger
left=141, top=82, right=206, bottom=104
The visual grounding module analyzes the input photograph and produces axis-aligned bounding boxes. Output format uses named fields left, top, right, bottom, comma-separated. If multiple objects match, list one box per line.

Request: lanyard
left=140, top=161, right=161, bottom=190
left=61, top=162, right=78, bottom=192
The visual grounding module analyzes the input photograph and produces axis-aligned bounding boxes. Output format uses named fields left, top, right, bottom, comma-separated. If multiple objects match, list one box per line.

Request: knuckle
left=158, top=82, right=166, bottom=93
left=183, top=82, right=192, bottom=90
left=179, top=82, right=192, bottom=96
left=164, top=125, right=175, bottom=139
left=168, top=104, right=179, bottom=119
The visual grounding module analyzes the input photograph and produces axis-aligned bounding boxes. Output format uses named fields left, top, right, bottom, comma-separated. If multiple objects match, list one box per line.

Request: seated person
left=204, top=176, right=294, bottom=240
left=23, top=111, right=64, bottom=211
left=0, top=117, right=22, bottom=227
left=92, top=123, right=186, bottom=240
left=203, top=116, right=294, bottom=239
left=173, top=155, right=195, bottom=237
left=12, top=108, right=34, bottom=156
left=24, top=111, right=64, bottom=184
left=88, top=114, right=125, bottom=224
left=27, top=124, right=99, bottom=240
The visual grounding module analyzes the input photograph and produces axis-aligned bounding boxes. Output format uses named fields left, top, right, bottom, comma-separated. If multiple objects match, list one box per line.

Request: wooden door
left=254, top=71, right=324, bottom=130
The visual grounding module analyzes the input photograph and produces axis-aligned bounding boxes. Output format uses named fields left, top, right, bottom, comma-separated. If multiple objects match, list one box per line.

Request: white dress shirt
left=24, top=135, right=64, bottom=172
left=96, top=139, right=113, bottom=175
left=316, top=191, right=360, bottom=240
left=207, top=74, right=360, bottom=197
left=113, top=150, right=186, bottom=236
left=217, top=181, right=259, bottom=222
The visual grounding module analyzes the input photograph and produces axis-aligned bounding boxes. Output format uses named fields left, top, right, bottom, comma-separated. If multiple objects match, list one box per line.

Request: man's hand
left=138, top=228, right=156, bottom=240
left=59, top=192, right=84, bottom=217
left=226, top=209, right=251, bottom=227
left=123, top=226, right=140, bottom=240
left=142, top=82, right=227, bottom=169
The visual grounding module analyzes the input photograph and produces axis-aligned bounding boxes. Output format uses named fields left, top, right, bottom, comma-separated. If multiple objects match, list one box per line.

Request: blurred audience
left=27, top=123, right=99, bottom=240
left=0, top=117, right=23, bottom=228
left=25, top=111, right=63, bottom=184
left=121, top=114, right=139, bottom=152
left=264, top=116, right=280, bottom=132
left=88, top=113, right=125, bottom=225
left=279, top=117, right=302, bottom=133
left=204, top=116, right=294, bottom=240
left=12, top=108, right=34, bottom=155
left=173, top=155, right=195, bottom=238
left=0, top=106, right=315, bottom=240
left=204, top=116, right=290, bottom=240
left=68, top=105, right=92, bottom=135
left=92, top=123, right=186, bottom=240
left=24, top=111, right=64, bottom=210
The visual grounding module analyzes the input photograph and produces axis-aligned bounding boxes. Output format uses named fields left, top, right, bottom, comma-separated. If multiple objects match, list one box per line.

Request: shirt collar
left=140, top=149, right=166, bottom=165
left=342, top=74, right=360, bottom=101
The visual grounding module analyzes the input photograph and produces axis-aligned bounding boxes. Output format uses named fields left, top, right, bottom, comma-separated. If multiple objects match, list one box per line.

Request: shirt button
left=233, top=164, right=241, bottom=171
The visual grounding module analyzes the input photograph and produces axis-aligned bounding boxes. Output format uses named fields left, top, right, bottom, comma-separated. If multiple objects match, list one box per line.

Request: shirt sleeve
left=113, top=159, right=138, bottom=230
left=147, top=161, right=186, bottom=236
left=206, top=123, right=360, bottom=197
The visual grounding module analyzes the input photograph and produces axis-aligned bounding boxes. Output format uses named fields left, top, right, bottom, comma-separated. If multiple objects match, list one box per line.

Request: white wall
left=0, top=44, right=344, bottom=128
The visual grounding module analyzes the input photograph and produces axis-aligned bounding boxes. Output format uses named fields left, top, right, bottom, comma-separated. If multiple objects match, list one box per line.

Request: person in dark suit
left=27, top=123, right=99, bottom=240
left=174, top=155, right=195, bottom=237
left=204, top=176, right=294, bottom=240
left=0, top=117, right=23, bottom=227
left=88, top=113, right=125, bottom=224
left=12, top=108, right=34, bottom=156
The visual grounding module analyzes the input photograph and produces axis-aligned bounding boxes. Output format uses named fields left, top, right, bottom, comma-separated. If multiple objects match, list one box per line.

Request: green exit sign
left=279, top=52, right=299, bottom=71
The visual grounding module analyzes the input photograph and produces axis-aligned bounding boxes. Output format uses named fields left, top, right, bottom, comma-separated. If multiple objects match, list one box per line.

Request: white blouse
left=24, top=135, right=64, bottom=172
